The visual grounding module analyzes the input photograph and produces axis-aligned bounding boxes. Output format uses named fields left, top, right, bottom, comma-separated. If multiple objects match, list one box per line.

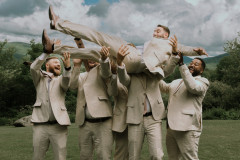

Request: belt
left=34, top=120, right=58, bottom=125
left=85, top=117, right=110, bottom=123
left=143, top=112, right=152, bottom=117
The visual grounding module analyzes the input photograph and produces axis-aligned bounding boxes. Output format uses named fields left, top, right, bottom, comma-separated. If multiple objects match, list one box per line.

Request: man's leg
left=32, top=124, right=50, bottom=160
left=166, top=128, right=181, bottom=160
left=128, top=123, right=145, bottom=160
left=79, top=123, right=94, bottom=160
left=145, top=116, right=164, bottom=160
left=49, top=124, right=68, bottom=160
left=175, top=130, right=201, bottom=160
left=93, top=119, right=113, bottom=160
left=54, top=19, right=126, bottom=56
left=113, top=128, right=129, bottom=160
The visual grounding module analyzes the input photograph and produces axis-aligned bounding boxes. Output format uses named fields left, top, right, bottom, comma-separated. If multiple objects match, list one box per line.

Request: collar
left=41, top=70, right=55, bottom=79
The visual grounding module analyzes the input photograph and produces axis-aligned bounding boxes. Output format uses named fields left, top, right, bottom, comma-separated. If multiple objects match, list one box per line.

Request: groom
left=47, top=5, right=208, bottom=78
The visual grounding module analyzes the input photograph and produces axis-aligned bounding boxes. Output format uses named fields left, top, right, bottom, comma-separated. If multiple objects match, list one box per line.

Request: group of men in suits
left=29, top=5, right=209, bottom=160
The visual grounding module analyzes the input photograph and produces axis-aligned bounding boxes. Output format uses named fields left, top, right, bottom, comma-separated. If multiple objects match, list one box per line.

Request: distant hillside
left=183, top=53, right=228, bottom=70
left=5, top=42, right=31, bottom=59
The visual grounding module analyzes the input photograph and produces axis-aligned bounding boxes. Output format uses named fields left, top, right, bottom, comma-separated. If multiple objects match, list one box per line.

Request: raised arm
left=69, top=58, right=82, bottom=90
left=179, top=65, right=209, bottom=95
left=60, top=52, right=71, bottom=92
left=169, top=35, right=208, bottom=57
left=117, top=45, right=131, bottom=87
left=30, top=53, right=49, bottom=87
left=99, top=46, right=112, bottom=79
left=159, top=80, right=171, bottom=94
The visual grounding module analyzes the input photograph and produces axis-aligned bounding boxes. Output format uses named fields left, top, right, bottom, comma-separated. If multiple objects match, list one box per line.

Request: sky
left=0, top=0, right=239, bottom=56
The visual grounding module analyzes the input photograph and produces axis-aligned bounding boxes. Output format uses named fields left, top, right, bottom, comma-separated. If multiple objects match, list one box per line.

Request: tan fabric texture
left=53, top=19, right=198, bottom=76
left=30, top=57, right=71, bottom=125
left=78, top=119, right=113, bottom=160
left=166, top=128, right=201, bottom=160
left=32, top=124, right=68, bottom=160
left=128, top=116, right=164, bottom=160
left=160, top=64, right=209, bottom=159
left=113, top=128, right=129, bottom=160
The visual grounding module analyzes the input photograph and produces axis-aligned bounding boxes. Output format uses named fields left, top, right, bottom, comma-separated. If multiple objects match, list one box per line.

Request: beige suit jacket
left=143, top=38, right=200, bottom=78
left=30, top=55, right=71, bottom=125
left=160, top=65, right=209, bottom=131
left=107, top=74, right=128, bottom=132
left=117, top=59, right=176, bottom=125
left=70, top=63, right=112, bottom=126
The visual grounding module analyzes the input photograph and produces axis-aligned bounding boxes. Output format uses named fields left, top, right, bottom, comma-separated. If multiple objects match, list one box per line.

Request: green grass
left=0, top=120, right=239, bottom=160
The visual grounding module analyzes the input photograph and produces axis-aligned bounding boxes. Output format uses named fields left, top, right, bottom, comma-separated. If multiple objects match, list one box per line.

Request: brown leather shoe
left=42, top=29, right=54, bottom=54
left=49, top=5, right=59, bottom=29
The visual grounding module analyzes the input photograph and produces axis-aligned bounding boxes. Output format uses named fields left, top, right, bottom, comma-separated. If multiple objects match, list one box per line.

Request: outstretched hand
left=169, top=35, right=178, bottom=53
left=193, top=48, right=208, bottom=57
left=117, top=45, right=130, bottom=66
left=61, top=52, right=71, bottom=68
left=54, top=39, right=61, bottom=46
left=100, top=46, right=110, bottom=61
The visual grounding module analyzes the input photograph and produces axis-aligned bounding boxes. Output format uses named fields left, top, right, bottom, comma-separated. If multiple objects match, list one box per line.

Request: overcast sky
left=0, top=0, right=239, bottom=56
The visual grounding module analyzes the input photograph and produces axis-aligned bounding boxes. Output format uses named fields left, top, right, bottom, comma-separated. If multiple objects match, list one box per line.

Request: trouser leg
left=145, top=116, right=164, bottom=160
left=79, top=123, right=94, bottom=160
left=32, top=124, right=50, bottom=160
left=128, top=123, right=145, bottom=160
left=113, top=128, right=129, bottom=160
left=166, top=128, right=181, bottom=160
left=54, top=19, right=142, bottom=73
left=49, top=124, right=68, bottom=160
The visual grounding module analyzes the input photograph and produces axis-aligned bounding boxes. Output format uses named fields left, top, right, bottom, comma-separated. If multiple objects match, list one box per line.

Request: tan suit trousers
left=128, top=116, right=164, bottom=160
left=166, top=128, right=201, bottom=160
left=78, top=119, right=113, bottom=160
left=32, top=124, right=68, bottom=160
left=113, top=128, right=129, bottom=160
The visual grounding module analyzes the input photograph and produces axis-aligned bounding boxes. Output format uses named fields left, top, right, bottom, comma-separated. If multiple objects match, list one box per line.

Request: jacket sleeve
left=178, top=44, right=200, bottom=56
left=99, top=57, right=112, bottom=79
left=179, top=65, right=210, bottom=95
left=30, top=53, right=48, bottom=87
left=159, top=80, right=170, bottom=94
left=117, top=64, right=131, bottom=87
left=163, top=55, right=180, bottom=78
left=60, top=68, right=71, bottom=92
left=69, top=66, right=81, bottom=90
left=107, top=74, right=118, bottom=97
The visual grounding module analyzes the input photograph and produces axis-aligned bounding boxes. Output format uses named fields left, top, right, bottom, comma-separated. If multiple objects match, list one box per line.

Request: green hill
left=5, top=42, right=31, bottom=59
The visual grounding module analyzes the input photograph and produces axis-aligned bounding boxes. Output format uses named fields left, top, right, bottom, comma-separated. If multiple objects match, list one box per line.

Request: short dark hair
left=194, top=57, right=206, bottom=71
left=157, top=24, right=170, bottom=37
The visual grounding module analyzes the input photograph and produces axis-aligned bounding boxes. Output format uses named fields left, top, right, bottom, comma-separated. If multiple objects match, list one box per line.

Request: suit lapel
left=173, top=80, right=183, bottom=94
left=139, top=74, right=147, bottom=90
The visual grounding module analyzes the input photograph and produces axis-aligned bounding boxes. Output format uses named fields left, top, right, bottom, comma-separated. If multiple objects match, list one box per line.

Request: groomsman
left=116, top=42, right=180, bottom=159
left=30, top=29, right=71, bottom=160
left=160, top=43, right=209, bottom=159
left=69, top=46, right=113, bottom=160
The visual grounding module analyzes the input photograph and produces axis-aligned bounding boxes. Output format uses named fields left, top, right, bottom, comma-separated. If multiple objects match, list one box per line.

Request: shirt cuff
left=112, top=74, right=117, bottom=79
left=39, top=53, right=49, bottom=60
left=62, top=68, right=71, bottom=77
left=99, top=57, right=110, bottom=63
left=118, top=63, right=125, bottom=69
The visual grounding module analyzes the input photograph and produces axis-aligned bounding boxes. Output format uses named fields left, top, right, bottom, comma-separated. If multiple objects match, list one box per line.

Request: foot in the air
left=42, top=29, right=54, bottom=54
left=49, top=5, right=59, bottom=29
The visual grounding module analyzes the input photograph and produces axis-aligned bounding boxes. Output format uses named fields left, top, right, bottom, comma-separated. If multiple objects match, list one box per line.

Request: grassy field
left=0, top=120, right=239, bottom=160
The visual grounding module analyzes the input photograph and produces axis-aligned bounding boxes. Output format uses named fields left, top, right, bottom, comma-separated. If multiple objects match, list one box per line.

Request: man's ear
left=164, top=32, right=169, bottom=39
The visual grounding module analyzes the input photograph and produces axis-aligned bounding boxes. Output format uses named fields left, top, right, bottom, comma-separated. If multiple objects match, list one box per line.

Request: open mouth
left=55, top=67, right=60, bottom=71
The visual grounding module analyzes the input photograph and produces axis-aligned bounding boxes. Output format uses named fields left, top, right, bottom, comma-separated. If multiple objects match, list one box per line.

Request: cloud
left=1, top=0, right=240, bottom=56
left=87, top=0, right=110, bottom=17
left=0, top=0, right=48, bottom=17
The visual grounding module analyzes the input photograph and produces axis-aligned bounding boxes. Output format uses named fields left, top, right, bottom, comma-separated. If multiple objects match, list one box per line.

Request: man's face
left=153, top=27, right=168, bottom=39
left=46, top=59, right=61, bottom=76
left=188, top=59, right=204, bottom=77
left=88, top=60, right=99, bottom=70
